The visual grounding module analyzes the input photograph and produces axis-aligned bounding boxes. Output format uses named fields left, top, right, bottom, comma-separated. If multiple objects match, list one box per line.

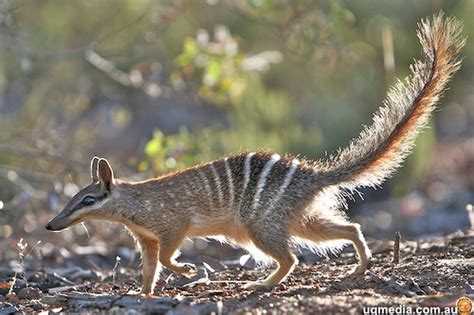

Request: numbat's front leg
left=138, top=237, right=160, bottom=295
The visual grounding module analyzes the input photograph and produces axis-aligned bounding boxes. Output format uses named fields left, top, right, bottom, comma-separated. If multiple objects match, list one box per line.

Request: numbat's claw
left=182, top=263, right=198, bottom=277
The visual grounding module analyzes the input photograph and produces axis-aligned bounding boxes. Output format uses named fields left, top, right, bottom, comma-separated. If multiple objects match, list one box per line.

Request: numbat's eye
left=82, top=196, right=96, bottom=206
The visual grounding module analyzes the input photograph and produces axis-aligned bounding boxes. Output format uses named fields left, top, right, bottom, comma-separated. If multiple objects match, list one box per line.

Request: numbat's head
left=45, top=157, right=118, bottom=231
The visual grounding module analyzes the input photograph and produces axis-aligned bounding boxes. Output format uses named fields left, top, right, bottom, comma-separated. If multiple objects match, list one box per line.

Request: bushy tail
left=318, top=13, right=465, bottom=191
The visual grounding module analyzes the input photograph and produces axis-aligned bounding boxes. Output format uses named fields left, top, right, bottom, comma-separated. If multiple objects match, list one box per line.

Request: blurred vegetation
left=0, top=0, right=472, bottom=243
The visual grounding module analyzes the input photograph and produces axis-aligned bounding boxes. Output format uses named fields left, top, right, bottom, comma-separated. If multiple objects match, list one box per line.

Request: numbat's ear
left=90, top=156, right=100, bottom=183
left=98, top=158, right=114, bottom=190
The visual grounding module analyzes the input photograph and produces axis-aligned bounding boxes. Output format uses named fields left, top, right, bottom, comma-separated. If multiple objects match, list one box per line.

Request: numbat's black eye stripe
left=96, top=192, right=108, bottom=202
left=71, top=193, right=108, bottom=212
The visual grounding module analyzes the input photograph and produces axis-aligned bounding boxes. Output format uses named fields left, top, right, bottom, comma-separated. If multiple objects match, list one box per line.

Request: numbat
left=46, top=14, right=464, bottom=295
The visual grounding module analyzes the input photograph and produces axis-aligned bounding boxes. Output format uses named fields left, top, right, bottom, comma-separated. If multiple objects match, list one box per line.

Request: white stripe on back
left=252, top=154, right=280, bottom=210
left=224, top=158, right=234, bottom=210
left=237, top=152, right=255, bottom=211
left=197, top=169, right=213, bottom=209
left=262, top=159, right=300, bottom=217
left=210, top=163, right=223, bottom=206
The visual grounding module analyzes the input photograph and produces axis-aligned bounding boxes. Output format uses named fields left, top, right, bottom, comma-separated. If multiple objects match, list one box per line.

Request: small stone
left=277, top=283, right=288, bottom=291
left=423, top=286, right=437, bottom=295
left=0, top=267, right=15, bottom=278
left=27, top=273, right=44, bottom=283
left=197, top=255, right=227, bottom=272
left=464, top=282, right=474, bottom=294
left=239, top=254, right=256, bottom=269
left=174, top=268, right=209, bottom=288
left=17, top=287, right=42, bottom=299
left=11, top=279, right=26, bottom=288
left=31, top=302, right=44, bottom=311
left=6, top=292, right=18, bottom=303
left=155, top=279, right=167, bottom=289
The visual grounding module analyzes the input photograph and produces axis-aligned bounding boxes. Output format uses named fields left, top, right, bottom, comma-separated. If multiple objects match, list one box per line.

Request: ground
left=0, top=230, right=472, bottom=314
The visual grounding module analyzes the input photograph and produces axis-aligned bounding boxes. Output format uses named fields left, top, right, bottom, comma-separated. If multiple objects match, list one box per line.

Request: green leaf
left=203, top=61, right=221, bottom=86
left=144, top=131, right=164, bottom=157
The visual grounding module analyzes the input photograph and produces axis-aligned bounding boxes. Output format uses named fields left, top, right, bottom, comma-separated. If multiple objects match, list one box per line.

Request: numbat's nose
left=45, top=222, right=53, bottom=230
left=44, top=217, right=68, bottom=231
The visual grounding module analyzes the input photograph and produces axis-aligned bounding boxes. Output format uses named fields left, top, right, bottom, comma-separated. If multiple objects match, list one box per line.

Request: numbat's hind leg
left=243, top=253, right=297, bottom=289
left=244, top=224, right=298, bottom=289
left=292, top=217, right=372, bottom=274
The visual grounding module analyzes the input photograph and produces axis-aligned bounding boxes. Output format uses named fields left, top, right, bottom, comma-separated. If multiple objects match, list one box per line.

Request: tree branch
left=84, top=48, right=171, bottom=97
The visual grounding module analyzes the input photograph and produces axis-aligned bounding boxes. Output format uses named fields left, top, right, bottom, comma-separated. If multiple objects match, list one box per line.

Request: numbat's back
left=46, top=14, right=465, bottom=295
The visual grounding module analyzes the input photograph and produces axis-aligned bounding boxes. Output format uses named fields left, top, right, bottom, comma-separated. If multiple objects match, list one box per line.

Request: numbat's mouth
left=45, top=216, right=73, bottom=232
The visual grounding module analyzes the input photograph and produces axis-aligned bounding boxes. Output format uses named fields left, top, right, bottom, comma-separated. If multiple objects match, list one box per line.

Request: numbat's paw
left=181, top=263, right=198, bottom=277
left=350, top=265, right=366, bottom=276
left=139, top=289, right=151, bottom=296
left=349, top=262, right=371, bottom=276
left=243, top=281, right=275, bottom=290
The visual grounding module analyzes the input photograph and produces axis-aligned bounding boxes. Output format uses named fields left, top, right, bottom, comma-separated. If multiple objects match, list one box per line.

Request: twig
left=112, top=256, right=121, bottom=284
left=51, top=273, right=76, bottom=286
left=84, top=49, right=133, bottom=87
left=466, top=204, right=473, bottom=230
left=381, top=23, right=395, bottom=84
left=159, top=273, right=174, bottom=290
left=8, top=239, right=41, bottom=294
left=393, top=231, right=401, bottom=264
left=84, top=49, right=169, bottom=97
left=48, top=284, right=88, bottom=294
left=81, top=223, right=91, bottom=239
left=109, top=287, right=134, bottom=309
